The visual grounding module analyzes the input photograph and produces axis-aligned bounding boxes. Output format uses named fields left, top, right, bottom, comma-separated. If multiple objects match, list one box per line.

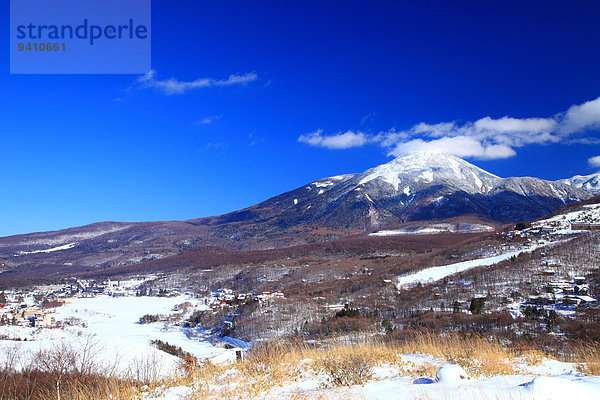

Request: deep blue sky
left=2, top=1, right=600, bottom=237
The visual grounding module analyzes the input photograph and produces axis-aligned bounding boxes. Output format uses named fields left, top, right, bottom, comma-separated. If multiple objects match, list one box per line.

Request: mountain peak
left=389, top=151, right=483, bottom=169
left=356, top=151, right=500, bottom=192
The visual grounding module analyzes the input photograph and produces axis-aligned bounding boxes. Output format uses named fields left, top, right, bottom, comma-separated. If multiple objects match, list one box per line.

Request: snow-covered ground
left=140, top=356, right=600, bottom=400
left=353, top=371, right=600, bottom=400
left=0, top=296, right=236, bottom=379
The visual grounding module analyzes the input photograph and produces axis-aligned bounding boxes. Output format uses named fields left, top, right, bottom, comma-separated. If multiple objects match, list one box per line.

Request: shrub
left=316, top=354, right=373, bottom=387
left=138, top=314, right=160, bottom=324
left=335, top=308, right=360, bottom=318
left=382, top=319, right=394, bottom=333
left=469, top=298, right=486, bottom=314
left=150, top=339, right=194, bottom=361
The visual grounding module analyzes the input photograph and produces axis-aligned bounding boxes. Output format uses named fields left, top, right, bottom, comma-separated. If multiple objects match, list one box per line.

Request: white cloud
left=200, top=142, right=229, bottom=153
left=134, top=70, right=258, bottom=95
left=195, top=115, right=222, bottom=125
left=589, top=155, right=600, bottom=168
left=559, top=97, right=600, bottom=134
left=360, top=112, right=376, bottom=125
left=568, top=137, right=600, bottom=145
left=473, top=116, right=557, bottom=134
left=298, top=96, right=600, bottom=160
left=298, top=130, right=367, bottom=149
left=376, top=97, right=600, bottom=160
left=391, top=137, right=516, bottom=160
left=411, top=122, right=462, bottom=136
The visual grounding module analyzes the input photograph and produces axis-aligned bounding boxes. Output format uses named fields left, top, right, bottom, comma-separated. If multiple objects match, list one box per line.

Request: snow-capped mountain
left=0, top=152, right=594, bottom=274
left=207, top=152, right=591, bottom=232
left=557, top=172, right=600, bottom=195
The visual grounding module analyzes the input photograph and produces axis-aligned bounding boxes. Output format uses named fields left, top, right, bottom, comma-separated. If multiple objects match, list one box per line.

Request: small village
left=516, top=213, right=600, bottom=313
left=523, top=275, right=598, bottom=312
left=0, top=274, right=286, bottom=334
left=0, top=277, right=153, bottom=330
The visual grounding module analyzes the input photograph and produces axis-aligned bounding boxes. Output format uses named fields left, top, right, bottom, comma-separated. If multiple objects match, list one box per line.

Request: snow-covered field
left=349, top=371, right=600, bottom=400
left=0, top=296, right=236, bottom=379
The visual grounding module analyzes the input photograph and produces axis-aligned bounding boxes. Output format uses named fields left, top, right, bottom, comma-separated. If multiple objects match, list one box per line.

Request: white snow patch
left=142, top=385, right=193, bottom=400
left=329, top=174, right=351, bottom=181
left=313, top=181, right=334, bottom=188
left=420, top=170, right=434, bottom=183
left=372, top=228, right=447, bottom=236
left=533, top=203, right=600, bottom=232
left=358, top=164, right=403, bottom=191
left=515, top=357, right=577, bottom=375
left=17, top=242, right=76, bottom=255
left=471, top=171, right=483, bottom=190
left=436, top=364, right=470, bottom=384
left=397, top=242, right=549, bottom=289
left=521, top=376, right=600, bottom=399
left=3, top=226, right=131, bottom=248
left=549, top=184, right=567, bottom=205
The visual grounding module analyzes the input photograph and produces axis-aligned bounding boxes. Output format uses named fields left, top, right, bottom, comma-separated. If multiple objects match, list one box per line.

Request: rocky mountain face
left=0, top=152, right=593, bottom=276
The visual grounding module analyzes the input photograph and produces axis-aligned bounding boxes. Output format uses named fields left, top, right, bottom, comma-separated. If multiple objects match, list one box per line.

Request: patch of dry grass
left=566, top=341, right=600, bottom=375
left=180, top=333, right=520, bottom=399
left=0, top=371, right=139, bottom=400
left=395, top=332, right=515, bottom=377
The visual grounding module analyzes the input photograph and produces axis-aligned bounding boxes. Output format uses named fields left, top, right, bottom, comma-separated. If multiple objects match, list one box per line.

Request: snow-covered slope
left=356, top=151, right=501, bottom=194
left=396, top=240, right=554, bottom=289
left=229, top=151, right=591, bottom=231
left=558, top=172, right=600, bottom=195
left=532, top=202, right=600, bottom=232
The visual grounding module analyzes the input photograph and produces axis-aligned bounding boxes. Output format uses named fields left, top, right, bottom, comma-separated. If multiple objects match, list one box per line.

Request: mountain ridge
left=558, top=171, right=600, bottom=194
left=0, top=152, right=594, bottom=276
